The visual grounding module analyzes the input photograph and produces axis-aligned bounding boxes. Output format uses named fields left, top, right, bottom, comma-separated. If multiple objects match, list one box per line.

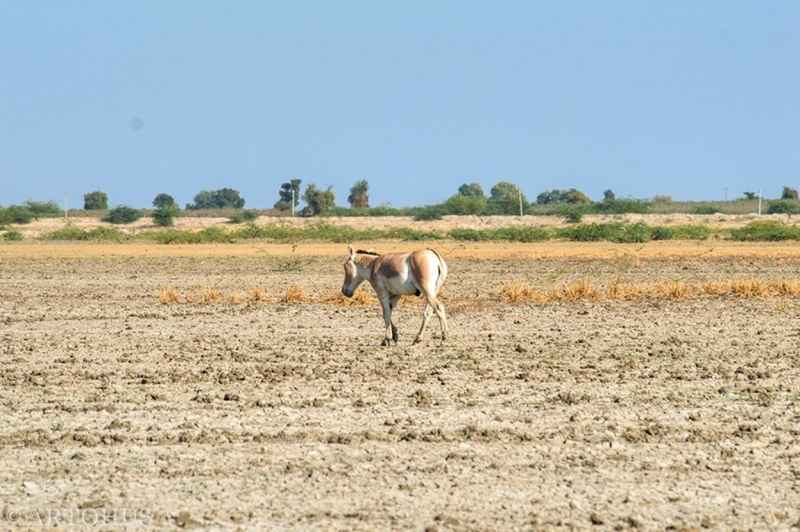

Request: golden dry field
left=1, top=239, right=800, bottom=529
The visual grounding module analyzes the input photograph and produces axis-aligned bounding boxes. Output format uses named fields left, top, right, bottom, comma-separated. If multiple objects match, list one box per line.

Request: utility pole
left=64, top=196, right=68, bottom=221
left=758, top=189, right=762, bottom=216
left=518, top=187, right=523, bottom=217
left=291, top=188, right=295, bottom=217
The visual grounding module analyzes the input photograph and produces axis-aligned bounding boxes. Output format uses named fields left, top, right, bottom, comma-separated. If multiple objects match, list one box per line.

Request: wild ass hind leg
left=413, top=302, right=434, bottom=345
left=380, top=296, right=393, bottom=347
left=431, top=296, right=448, bottom=343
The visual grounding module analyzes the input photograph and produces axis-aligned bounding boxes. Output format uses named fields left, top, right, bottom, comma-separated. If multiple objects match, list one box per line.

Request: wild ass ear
left=347, top=245, right=355, bottom=259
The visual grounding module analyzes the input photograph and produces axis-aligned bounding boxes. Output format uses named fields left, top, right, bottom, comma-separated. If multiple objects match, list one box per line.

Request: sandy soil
left=1, top=242, right=799, bottom=530
left=11, top=211, right=799, bottom=239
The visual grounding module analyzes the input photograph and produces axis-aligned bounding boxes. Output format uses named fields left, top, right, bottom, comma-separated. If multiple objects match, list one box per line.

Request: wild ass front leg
left=380, top=296, right=393, bottom=346
left=389, top=295, right=401, bottom=344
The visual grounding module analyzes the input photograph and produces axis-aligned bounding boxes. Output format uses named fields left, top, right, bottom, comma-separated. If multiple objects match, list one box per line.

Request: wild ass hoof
left=391, top=328, right=399, bottom=344
left=412, top=337, right=422, bottom=345
left=381, top=338, right=392, bottom=347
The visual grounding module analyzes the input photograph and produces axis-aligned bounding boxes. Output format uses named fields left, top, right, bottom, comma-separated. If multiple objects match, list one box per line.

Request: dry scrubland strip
left=160, top=278, right=800, bottom=307
left=6, top=240, right=800, bottom=260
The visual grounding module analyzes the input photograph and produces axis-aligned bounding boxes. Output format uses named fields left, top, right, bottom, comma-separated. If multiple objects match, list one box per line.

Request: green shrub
left=449, top=228, right=482, bottom=241
left=651, top=226, right=674, bottom=240
left=42, top=226, right=128, bottom=241
left=561, top=207, right=584, bottom=224
left=385, top=227, right=442, bottom=241
left=449, top=226, right=549, bottom=242
left=692, top=205, right=720, bottom=215
left=152, top=206, right=178, bottom=227
left=322, top=206, right=409, bottom=217
left=766, top=200, right=800, bottom=215
left=558, top=223, right=622, bottom=242
left=413, top=207, right=445, bottom=221
left=730, top=221, right=800, bottom=241
left=494, top=227, right=549, bottom=242
left=103, top=206, right=143, bottom=224
left=0, top=206, right=34, bottom=225
left=1, top=230, right=23, bottom=241
left=594, top=199, right=650, bottom=214
left=671, top=224, right=713, bottom=240
left=227, top=210, right=259, bottom=224
left=142, top=226, right=235, bottom=244
left=23, top=201, right=62, bottom=217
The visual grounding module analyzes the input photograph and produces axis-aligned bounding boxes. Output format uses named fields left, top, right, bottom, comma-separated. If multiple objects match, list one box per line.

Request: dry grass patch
left=158, top=287, right=270, bottom=305
left=159, top=288, right=182, bottom=304
left=248, top=287, right=268, bottom=302
left=558, top=279, right=599, bottom=301
left=322, top=288, right=377, bottom=306
left=501, top=278, right=800, bottom=304
left=653, top=280, right=691, bottom=300
left=281, top=285, right=307, bottom=304
left=500, top=282, right=550, bottom=304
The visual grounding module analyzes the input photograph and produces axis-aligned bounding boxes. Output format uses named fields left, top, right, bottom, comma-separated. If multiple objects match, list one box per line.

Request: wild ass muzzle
left=341, top=246, right=448, bottom=346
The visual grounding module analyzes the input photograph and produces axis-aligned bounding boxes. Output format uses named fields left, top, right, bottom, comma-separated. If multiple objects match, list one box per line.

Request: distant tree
left=275, top=178, right=302, bottom=210
left=152, top=193, right=177, bottom=209
left=83, top=191, right=108, bottom=210
left=444, top=194, right=487, bottom=215
left=536, top=188, right=591, bottom=205
left=603, top=189, right=616, bottom=202
left=563, top=189, right=592, bottom=204
left=653, top=195, right=673, bottom=203
left=767, top=200, right=800, bottom=214
left=303, top=184, right=336, bottom=215
left=186, top=188, right=245, bottom=209
left=152, top=205, right=178, bottom=227
left=742, top=192, right=757, bottom=200
left=781, top=186, right=798, bottom=200
left=488, top=182, right=527, bottom=214
left=347, top=179, right=370, bottom=208
left=457, top=183, right=485, bottom=198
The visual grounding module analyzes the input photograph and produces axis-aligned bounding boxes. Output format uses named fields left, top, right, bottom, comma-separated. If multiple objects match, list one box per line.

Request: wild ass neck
left=356, top=254, right=379, bottom=282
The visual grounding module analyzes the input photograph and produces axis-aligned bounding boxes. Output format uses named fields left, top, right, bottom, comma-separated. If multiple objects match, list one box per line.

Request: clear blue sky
left=2, top=2, right=799, bottom=208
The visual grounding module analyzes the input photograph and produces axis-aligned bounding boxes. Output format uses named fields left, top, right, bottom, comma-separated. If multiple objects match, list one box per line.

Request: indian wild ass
left=341, top=246, right=448, bottom=345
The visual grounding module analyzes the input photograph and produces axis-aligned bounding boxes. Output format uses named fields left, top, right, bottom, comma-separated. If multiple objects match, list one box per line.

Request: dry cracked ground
left=1, top=241, right=799, bottom=530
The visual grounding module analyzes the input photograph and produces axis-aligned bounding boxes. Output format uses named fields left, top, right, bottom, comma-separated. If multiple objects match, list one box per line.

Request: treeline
left=4, top=181, right=800, bottom=227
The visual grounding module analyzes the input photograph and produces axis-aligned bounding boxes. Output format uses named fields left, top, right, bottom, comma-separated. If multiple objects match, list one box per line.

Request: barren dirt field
left=1, top=241, right=799, bottom=530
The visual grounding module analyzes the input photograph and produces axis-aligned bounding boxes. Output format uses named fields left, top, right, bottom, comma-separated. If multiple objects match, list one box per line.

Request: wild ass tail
left=427, top=248, right=447, bottom=293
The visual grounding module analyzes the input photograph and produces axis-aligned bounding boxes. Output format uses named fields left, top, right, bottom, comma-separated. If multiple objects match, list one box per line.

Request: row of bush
left=4, top=220, right=796, bottom=244
left=448, top=223, right=714, bottom=243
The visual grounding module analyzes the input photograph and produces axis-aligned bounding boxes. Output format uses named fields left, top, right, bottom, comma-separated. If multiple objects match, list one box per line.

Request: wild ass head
left=341, top=245, right=370, bottom=297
